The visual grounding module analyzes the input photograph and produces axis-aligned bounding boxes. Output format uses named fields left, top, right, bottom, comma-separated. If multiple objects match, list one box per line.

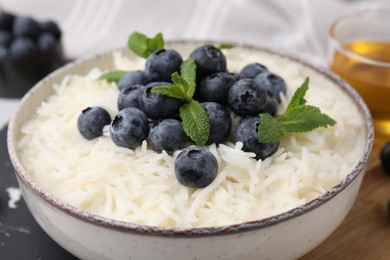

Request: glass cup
left=328, top=8, right=390, bottom=146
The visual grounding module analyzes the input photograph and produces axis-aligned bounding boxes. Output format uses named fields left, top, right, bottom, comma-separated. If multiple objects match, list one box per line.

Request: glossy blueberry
left=0, top=30, right=13, bottom=47
left=139, top=82, right=183, bottom=120
left=145, top=49, right=182, bottom=82
left=240, top=63, right=268, bottom=79
left=9, top=37, right=38, bottom=58
left=77, top=106, right=111, bottom=140
left=118, top=70, right=150, bottom=91
left=263, top=97, right=278, bottom=116
left=40, top=20, right=61, bottom=39
left=380, top=142, right=390, bottom=173
left=0, top=11, right=15, bottom=31
left=234, top=117, right=279, bottom=160
left=12, top=16, right=39, bottom=38
left=175, top=146, right=218, bottom=188
left=148, top=119, right=189, bottom=153
left=201, top=102, right=232, bottom=144
left=110, top=107, right=150, bottom=149
left=227, top=79, right=269, bottom=117
left=254, top=71, right=286, bottom=102
left=190, top=44, right=227, bottom=78
left=37, top=32, right=56, bottom=51
left=117, top=84, right=145, bottom=111
left=198, top=72, right=235, bottom=103
left=230, top=72, right=245, bottom=82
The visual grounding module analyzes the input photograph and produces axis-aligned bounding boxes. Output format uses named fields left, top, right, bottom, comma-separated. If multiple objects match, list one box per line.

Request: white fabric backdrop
left=0, top=0, right=388, bottom=127
left=1, top=0, right=387, bottom=61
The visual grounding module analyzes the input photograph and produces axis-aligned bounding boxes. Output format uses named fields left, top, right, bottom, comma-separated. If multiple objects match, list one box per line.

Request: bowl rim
left=7, top=40, right=374, bottom=237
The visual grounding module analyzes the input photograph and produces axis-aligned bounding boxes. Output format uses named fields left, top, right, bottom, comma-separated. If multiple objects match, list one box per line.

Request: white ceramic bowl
left=7, top=42, right=374, bottom=260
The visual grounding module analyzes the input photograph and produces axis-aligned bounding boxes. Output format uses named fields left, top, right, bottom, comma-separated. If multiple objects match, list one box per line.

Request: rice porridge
left=17, top=45, right=365, bottom=228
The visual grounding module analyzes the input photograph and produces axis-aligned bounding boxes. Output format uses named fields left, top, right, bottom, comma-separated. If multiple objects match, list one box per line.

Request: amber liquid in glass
left=330, top=40, right=390, bottom=145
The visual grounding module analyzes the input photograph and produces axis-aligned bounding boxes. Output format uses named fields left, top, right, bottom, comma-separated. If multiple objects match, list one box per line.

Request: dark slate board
left=0, top=125, right=78, bottom=260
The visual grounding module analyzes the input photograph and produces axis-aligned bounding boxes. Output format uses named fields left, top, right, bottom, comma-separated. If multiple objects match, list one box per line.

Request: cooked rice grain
left=18, top=50, right=365, bottom=228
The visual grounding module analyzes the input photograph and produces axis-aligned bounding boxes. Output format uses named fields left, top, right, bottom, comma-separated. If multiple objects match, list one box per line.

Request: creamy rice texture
left=17, top=46, right=365, bottom=228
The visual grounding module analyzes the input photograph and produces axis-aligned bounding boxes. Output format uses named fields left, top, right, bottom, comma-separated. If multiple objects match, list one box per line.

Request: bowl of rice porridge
left=7, top=41, right=373, bottom=260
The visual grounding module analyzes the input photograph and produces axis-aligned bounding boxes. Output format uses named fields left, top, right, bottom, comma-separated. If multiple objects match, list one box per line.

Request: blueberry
left=13, top=16, right=39, bottom=38
left=190, top=44, right=227, bottom=78
left=0, top=11, right=15, bottom=31
left=198, top=72, right=235, bottom=103
left=145, top=49, right=182, bottom=82
left=0, top=30, right=13, bottom=47
left=254, top=71, right=286, bottom=102
left=37, top=32, right=56, bottom=51
left=148, top=119, right=189, bottom=153
left=139, top=82, right=183, bottom=120
left=118, top=71, right=150, bottom=91
left=0, top=46, right=7, bottom=60
left=117, top=84, right=145, bottom=111
left=40, top=20, right=61, bottom=39
left=227, top=79, right=269, bottom=117
left=175, top=146, right=218, bottom=188
left=9, top=37, right=38, bottom=58
left=380, top=142, right=390, bottom=173
left=240, top=63, right=268, bottom=79
left=234, top=117, right=279, bottom=160
left=110, top=107, right=150, bottom=149
left=77, top=106, right=111, bottom=140
left=201, top=102, right=231, bottom=144
left=230, top=72, right=245, bottom=82
left=263, top=97, right=278, bottom=116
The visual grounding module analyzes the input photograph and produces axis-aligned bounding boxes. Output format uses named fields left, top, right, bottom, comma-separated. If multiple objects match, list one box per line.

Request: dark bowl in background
left=0, top=41, right=66, bottom=98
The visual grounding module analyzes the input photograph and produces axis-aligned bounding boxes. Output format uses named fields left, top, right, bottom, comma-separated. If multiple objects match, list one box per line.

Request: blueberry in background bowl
left=0, top=10, right=66, bottom=98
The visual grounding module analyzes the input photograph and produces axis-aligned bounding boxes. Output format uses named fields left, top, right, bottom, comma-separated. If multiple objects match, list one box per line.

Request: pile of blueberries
left=0, top=10, right=61, bottom=60
left=78, top=44, right=286, bottom=188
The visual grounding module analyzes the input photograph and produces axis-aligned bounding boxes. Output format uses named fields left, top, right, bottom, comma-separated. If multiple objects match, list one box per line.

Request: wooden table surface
left=301, top=145, right=390, bottom=259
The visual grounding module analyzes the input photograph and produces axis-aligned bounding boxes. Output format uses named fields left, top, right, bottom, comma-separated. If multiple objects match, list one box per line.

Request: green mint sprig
left=128, top=31, right=164, bottom=58
left=98, top=32, right=164, bottom=83
left=258, top=77, right=336, bottom=143
left=97, top=70, right=127, bottom=84
left=180, top=100, right=210, bottom=146
left=217, top=43, right=235, bottom=50
left=151, top=58, right=210, bottom=146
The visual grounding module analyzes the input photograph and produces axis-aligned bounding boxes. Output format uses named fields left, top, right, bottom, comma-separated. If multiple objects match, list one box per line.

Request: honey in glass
left=328, top=9, right=390, bottom=146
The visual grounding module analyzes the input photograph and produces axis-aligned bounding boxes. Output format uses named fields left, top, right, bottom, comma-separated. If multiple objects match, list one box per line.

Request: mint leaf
left=172, top=72, right=190, bottom=93
left=128, top=31, right=164, bottom=58
left=150, top=83, right=187, bottom=100
left=180, top=58, right=196, bottom=97
left=285, top=77, right=309, bottom=114
left=151, top=72, right=192, bottom=102
left=218, top=43, right=234, bottom=50
left=257, top=77, right=336, bottom=143
left=258, top=113, right=285, bottom=143
left=148, top=32, right=164, bottom=52
left=151, top=59, right=197, bottom=103
left=149, top=58, right=211, bottom=145
left=127, top=32, right=149, bottom=58
left=280, top=105, right=337, bottom=133
left=180, top=101, right=210, bottom=146
left=97, top=70, right=127, bottom=83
